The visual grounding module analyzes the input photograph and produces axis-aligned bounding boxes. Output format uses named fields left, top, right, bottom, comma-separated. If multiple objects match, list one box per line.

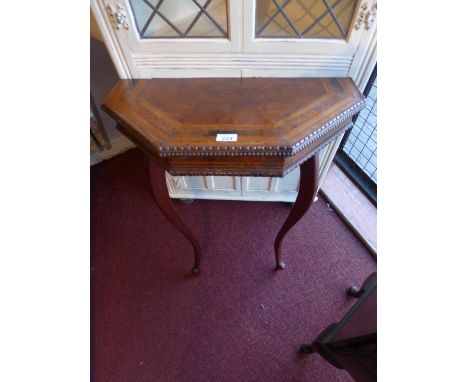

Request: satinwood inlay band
left=103, top=78, right=364, bottom=177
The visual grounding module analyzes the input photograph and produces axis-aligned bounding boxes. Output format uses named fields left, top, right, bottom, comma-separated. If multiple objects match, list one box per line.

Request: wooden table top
left=103, top=78, right=365, bottom=177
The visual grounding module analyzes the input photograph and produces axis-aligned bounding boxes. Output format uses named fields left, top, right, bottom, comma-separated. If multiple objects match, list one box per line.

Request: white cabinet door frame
left=242, top=0, right=364, bottom=55
left=122, top=0, right=242, bottom=53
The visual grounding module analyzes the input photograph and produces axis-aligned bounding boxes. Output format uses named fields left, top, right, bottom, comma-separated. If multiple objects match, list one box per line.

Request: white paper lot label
left=216, top=133, right=238, bottom=142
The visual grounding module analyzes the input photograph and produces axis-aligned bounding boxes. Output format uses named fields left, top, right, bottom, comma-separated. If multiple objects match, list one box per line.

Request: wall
left=91, top=11, right=134, bottom=165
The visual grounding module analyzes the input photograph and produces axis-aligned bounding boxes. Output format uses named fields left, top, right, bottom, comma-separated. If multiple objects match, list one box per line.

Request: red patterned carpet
left=91, top=148, right=376, bottom=382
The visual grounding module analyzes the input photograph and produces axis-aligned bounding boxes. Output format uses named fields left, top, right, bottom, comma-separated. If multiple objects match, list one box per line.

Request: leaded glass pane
left=256, top=0, right=358, bottom=39
left=128, top=0, right=228, bottom=38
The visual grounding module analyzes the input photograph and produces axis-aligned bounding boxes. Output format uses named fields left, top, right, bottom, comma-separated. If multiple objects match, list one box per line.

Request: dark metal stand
left=300, top=273, right=377, bottom=382
left=347, top=272, right=377, bottom=298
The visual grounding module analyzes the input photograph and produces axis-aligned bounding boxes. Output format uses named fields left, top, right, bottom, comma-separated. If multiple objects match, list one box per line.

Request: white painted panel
left=184, top=176, right=208, bottom=190
left=318, top=132, right=346, bottom=191
left=167, top=174, right=242, bottom=199
left=241, top=68, right=349, bottom=78
left=212, top=176, right=237, bottom=191
left=133, top=53, right=353, bottom=78
left=276, top=169, right=300, bottom=192
left=138, top=68, right=242, bottom=79
left=246, top=177, right=272, bottom=192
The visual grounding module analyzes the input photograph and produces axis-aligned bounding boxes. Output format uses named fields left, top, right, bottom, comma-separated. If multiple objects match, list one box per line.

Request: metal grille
left=342, top=76, right=377, bottom=182
left=256, top=0, right=358, bottom=39
left=335, top=65, right=377, bottom=204
left=129, top=0, right=228, bottom=38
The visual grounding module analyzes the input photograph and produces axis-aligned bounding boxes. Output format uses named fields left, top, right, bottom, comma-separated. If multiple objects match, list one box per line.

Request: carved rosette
left=354, top=1, right=377, bottom=31
left=365, top=2, right=377, bottom=30
left=107, top=4, right=129, bottom=30
left=174, top=177, right=184, bottom=189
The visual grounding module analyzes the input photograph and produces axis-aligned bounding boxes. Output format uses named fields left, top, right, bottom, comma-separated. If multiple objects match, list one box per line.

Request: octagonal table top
left=102, top=78, right=365, bottom=177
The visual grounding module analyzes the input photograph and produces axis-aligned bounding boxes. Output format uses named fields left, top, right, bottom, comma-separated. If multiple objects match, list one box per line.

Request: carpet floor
left=91, top=148, right=376, bottom=382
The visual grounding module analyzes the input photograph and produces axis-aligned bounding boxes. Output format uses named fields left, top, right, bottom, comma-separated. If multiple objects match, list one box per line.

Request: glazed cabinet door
left=92, top=0, right=242, bottom=77
left=242, top=0, right=375, bottom=77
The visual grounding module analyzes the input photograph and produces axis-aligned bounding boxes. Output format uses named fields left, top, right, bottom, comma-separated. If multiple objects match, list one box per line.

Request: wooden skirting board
left=90, top=135, right=135, bottom=166
left=320, top=162, right=377, bottom=256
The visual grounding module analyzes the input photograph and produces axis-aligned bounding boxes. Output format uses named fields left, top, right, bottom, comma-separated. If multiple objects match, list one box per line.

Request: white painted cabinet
left=91, top=0, right=377, bottom=202
left=166, top=168, right=300, bottom=202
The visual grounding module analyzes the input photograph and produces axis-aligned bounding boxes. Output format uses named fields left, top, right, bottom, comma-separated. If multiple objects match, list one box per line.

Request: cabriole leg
left=274, top=155, right=320, bottom=270
left=146, top=156, right=201, bottom=275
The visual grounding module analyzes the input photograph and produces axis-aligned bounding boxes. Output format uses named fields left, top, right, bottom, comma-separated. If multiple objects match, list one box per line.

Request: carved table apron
left=103, top=78, right=365, bottom=274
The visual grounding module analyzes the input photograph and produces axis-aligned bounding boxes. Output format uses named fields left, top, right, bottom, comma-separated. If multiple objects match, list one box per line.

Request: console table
left=102, top=78, right=364, bottom=274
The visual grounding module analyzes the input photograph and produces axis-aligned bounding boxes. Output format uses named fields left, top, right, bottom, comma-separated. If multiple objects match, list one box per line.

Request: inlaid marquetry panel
left=103, top=78, right=364, bottom=178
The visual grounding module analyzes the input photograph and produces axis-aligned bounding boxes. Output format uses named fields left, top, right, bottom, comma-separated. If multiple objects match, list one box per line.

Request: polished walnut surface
left=103, top=78, right=364, bottom=177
